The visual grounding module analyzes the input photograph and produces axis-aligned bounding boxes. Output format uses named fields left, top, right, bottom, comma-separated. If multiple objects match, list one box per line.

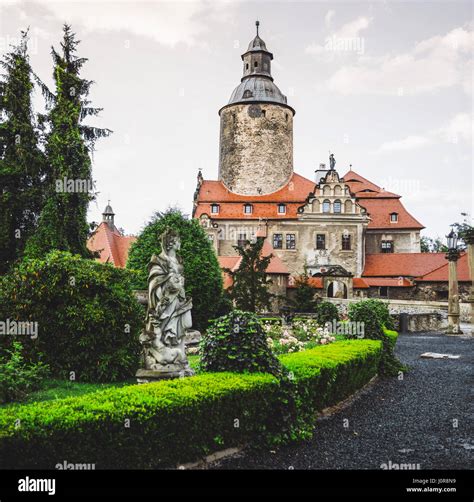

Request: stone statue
left=136, top=228, right=195, bottom=382
left=329, top=153, right=336, bottom=170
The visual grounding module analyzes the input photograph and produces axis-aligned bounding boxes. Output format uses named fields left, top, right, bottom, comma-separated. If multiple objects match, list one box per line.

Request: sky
left=0, top=0, right=472, bottom=240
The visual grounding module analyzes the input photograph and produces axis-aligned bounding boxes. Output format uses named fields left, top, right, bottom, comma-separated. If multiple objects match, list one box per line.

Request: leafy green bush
left=315, top=301, right=339, bottom=326
left=0, top=339, right=382, bottom=468
left=126, top=209, right=223, bottom=331
left=0, top=251, right=143, bottom=382
left=200, top=310, right=283, bottom=377
left=348, top=299, right=402, bottom=376
left=0, top=341, right=50, bottom=404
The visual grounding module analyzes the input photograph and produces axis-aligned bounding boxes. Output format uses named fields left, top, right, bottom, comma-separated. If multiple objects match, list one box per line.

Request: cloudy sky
left=1, top=0, right=472, bottom=239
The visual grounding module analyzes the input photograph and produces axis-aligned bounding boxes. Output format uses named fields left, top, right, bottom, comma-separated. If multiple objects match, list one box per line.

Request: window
left=334, top=200, right=342, bottom=213
left=254, top=61, right=258, bottom=67
left=243, top=89, right=253, bottom=99
left=322, top=200, right=331, bottom=213
left=380, top=286, right=388, bottom=297
left=381, top=240, right=394, bottom=253
left=243, top=204, right=253, bottom=214
left=286, top=233, right=296, bottom=250
left=277, top=203, right=286, bottom=214
left=210, top=204, right=219, bottom=214
left=273, top=233, right=283, bottom=249
left=237, top=233, right=247, bottom=247
left=316, top=234, right=326, bottom=250
left=390, top=212, right=398, bottom=223
left=342, top=235, right=351, bottom=250
left=245, top=63, right=249, bottom=70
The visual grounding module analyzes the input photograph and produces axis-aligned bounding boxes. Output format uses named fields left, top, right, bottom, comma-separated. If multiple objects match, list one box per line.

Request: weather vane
left=256, top=20, right=260, bottom=36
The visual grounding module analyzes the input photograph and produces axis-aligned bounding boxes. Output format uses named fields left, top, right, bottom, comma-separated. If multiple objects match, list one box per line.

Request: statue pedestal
left=136, top=365, right=195, bottom=383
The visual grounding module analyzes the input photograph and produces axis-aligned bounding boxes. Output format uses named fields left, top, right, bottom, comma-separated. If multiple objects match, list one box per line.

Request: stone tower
left=218, top=21, right=295, bottom=195
left=102, top=201, right=115, bottom=229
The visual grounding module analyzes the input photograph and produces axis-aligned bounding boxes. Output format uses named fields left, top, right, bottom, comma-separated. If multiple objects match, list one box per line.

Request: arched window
left=344, top=200, right=352, bottom=213
left=334, top=200, right=342, bottom=213
left=323, top=185, right=331, bottom=196
left=334, top=185, right=342, bottom=196
left=312, top=199, right=320, bottom=212
left=254, top=61, right=258, bottom=67
left=322, top=200, right=331, bottom=213
left=243, top=204, right=253, bottom=215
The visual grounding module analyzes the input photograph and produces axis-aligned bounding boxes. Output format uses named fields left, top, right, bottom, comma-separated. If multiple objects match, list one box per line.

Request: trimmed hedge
left=0, top=340, right=382, bottom=469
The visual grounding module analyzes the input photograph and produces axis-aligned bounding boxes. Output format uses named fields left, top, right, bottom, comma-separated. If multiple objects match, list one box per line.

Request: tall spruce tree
left=25, top=24, right=110, bottom=258
left=0, top=30, right=46, bottom=272
left=225, top=237, right=274, bottom=313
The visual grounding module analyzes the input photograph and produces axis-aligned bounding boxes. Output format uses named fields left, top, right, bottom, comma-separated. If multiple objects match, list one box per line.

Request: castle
left=88, top=23, right=470, bottom=305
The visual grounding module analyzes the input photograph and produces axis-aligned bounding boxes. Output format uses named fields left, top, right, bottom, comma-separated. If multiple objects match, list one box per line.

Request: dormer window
left=210, top=204, right=219, bottom=214
left=243, top=89, right=253, bottom=99
left=390, top=212, right=398, bottom=223
left=243, top=203, right=253, bottom=214
left=277, top=203, right=286, bottom=214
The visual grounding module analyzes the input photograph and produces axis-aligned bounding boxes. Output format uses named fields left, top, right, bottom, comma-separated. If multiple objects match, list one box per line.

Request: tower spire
left=256, top=20, right=259, bottom=36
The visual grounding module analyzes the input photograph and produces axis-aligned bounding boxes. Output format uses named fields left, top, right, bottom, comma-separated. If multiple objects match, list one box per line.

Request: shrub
left=0, top=339, right=382, bottom=469
left=126, top=209, right=223, bottom=331
left=315, top=301, right=339, bottom=326
left=0, top=251, right=143, bottom=382
left=0, top=341, right=50, bottom=404
left=348, top=299, right=402, bottom=376
left=200, top=310, right=283, bottom=377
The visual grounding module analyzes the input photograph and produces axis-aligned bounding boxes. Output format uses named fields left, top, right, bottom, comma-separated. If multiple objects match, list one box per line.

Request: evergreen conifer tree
left=0, top=30, right=46, bottom=272
left=25, top=24, right=110, bottom=258
left=225, top=237, right=274, bottom=312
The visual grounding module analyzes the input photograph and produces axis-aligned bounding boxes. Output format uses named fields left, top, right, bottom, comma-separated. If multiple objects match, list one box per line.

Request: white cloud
left=374, top=113, right=473, bottom=153
left=306, top=15, right=373, bottom=58
left=376, top=135, right=432, bottom=153
left=1, top=0, right=236, bottom=48
left=325, top=26, right=473, bottom=95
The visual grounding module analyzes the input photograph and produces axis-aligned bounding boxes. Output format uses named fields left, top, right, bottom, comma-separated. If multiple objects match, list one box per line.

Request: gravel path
left=212, top=333, right=474, bottom=470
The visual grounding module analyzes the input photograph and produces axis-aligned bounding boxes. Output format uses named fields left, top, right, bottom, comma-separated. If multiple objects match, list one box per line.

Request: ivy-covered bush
left=126, top=209, right=223, bottom=331
left=200, top=310, right=283, bottom=377
left=315, top=301, right=339, bottom=326
left=0, top=339, right=382, bottom=469
left=348, top=299, right=402, bottom=376
left=0, top=341, right=50, bottom=404
left=0, top=251, right=143, bottom=382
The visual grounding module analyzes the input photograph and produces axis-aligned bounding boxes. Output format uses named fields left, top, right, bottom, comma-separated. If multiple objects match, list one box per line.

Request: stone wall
left=327, top=297, right=472, bottom=324
left=367, top=282, right=471, bottom=303
left=365, top=230, right=421, bottom=254
left=218, top=103, right=293, bottom=195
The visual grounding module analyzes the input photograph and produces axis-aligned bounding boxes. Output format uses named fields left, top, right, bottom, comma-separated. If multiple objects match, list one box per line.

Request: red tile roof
left=195, top=169, right=423, bottom=231
left=342, top=170, right=399, bottom=198
left=194, top=173, right=315, bottom=220
left=353, top=277, right=370, bottom=288
left=416, top=253, right=471, bottom=282
left=358, top=198, right=424, bottom=230
left=342, top=170, right=424, bottom=230
left=287, top=276, right=324, bottom=289
left=87, top=222, right=136, bottom=268
left=363, top=277, right=413, bottom=287
left=363, top=253, right=448, bottom=278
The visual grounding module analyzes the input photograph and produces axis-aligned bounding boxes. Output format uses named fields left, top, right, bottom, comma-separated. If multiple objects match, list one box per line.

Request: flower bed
left=0, top=339, right=383, bottom=469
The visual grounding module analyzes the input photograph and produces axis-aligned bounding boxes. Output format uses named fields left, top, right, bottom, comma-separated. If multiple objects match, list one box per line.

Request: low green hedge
left=0, top=340, right=382, bottom=469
